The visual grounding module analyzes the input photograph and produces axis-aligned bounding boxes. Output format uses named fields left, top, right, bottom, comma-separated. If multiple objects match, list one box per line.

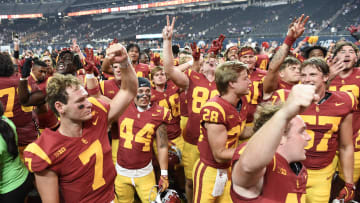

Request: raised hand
left=207, top=34, right=226, bottom=55
left=162, top=15, right=176, bottom=41
left=84, top=49, right=99, bottom=76
left=348, top=25, right=360, bottom=41
left=190, top=42, right=200, bottom=61
left=107, top=43, right=131, bottom=68
left=287, top=14, right=309, bottom=39
left=21, top=57, right=33, bottom=78
left=283, top=84, right=317, bottom=118
left=327, top=55, right=346, bottom=81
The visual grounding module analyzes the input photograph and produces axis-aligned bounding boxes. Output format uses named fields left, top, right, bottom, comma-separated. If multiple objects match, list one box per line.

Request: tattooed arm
left=263, top=14, right=309, bottom=100
left=156, top=123, right=168, bottom=171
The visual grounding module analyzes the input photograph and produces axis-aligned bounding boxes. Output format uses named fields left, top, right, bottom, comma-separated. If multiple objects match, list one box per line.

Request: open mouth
left=57, top=63, right=65, bottom=71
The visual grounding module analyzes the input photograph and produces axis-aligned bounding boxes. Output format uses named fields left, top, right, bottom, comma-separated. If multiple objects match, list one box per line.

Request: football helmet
left=168, top=143, right=182, bottom=167
left=149, top=186, right=181, bottom=203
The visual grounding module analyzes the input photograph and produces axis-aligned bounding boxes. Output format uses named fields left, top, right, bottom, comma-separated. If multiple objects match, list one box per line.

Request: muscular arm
left=232, top=108, right=290, bottom=188
left=339, top=113, right=354, bottom=184
left=232, top=84, right=315, bottom=189
left=262, top=43, right=290, bottom=98
left=163, top=16, right=189, bottom=90
left=35, top=169, right=60, bottom=203
left=18, top=80, right=46, bottom=106
left=206, top=123, right=236, bottom=163
left=85, top=78, right=111, bottom=103
left=101, top=58, right=113, bottom=75
left=107, top=64, right=137, bottom=123
left=156, top=123, right=168, bottom=171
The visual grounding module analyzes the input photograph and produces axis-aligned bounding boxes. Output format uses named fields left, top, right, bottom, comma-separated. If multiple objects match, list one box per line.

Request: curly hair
left=253, top=103, right=283, bottom=133
left=0, top=52, right=15, bottom=77
left=46, top=73, right=81, bottom=116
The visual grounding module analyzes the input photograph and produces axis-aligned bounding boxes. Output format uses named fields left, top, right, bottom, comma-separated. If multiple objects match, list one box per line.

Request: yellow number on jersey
left=329, top=85, right=359, bottom=100
left=0, top=87, right=15, bottom=117
left=202, top=109, right=219, bottom=123
left=158, top=93, right=180, bottom=118
left=119, top=118, right=155, bottom=151
left=192, top=87, right=218, bottom=114
left=246, top=81, right=261, bottom=104
left=78, top=139, right=106, bottom=190
left=301, top=115, right=341, bottom=151
left=168, top=93, right=180, bottom=117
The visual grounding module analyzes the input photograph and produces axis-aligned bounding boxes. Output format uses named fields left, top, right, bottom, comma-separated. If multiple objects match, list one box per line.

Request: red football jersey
left=198, top=96, right=247, bottom=169
left=151, top=80, right=181, bottom=140
left=134, top=63, right=150, bottom=79
left=329, top=67, right=360, bottom=152
left=255, top=54, right=269, bottom=71
left=277, top=79, right=294, bottom=91
left=100, top=79, right=121, bottom=99
left=231, top=144, right=307, bottom=203
left=179, top=91, right=188, bottom=117
left=99, top=78, right=121, bottom=140
left=244, top=68, right=267, bottom=124
left=23, top=97, right=116, bottom=203
left=269, top=89, right=291, bottom=104
left=0, top=74, right=37, bottom=145
left=300, top=91, right=356, bottom=169
left=27, top=74, right=59, bottom=130
left=184, top=69, right=219, bottom=144
left=115, top=103, right=172, bottom=169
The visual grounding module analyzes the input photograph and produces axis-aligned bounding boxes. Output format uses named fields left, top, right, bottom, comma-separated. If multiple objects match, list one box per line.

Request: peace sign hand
left=287, top=14, right=309, bottom=39
left=162, top=15, right=176, bottom=41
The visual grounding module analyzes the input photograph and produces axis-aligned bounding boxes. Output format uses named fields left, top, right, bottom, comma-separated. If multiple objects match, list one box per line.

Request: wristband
left=14, top=51, right=19, bottom=59
left=87, top=86, right=100, bottom=95
left=161, top=170, right=168, bottom=176
left=284, top=36, right=296, bottom=47
left=119, top=58, right=131, bottom=69
left=187, top=59, right=194, bottom=66
left=20, top=77, right=28, bottom=81
left=86, top=73, right=95, bottom=79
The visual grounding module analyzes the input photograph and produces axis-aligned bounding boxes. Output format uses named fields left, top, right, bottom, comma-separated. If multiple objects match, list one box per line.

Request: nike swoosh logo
left=92, top=117, right=99, bottom=125
left=335, top=103, right=344, bottom=106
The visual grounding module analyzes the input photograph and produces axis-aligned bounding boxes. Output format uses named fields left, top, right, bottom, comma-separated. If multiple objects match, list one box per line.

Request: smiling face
left=128, top=47, right=140, bottom=64
left=335, top=45, right=357, bottom=71
left=202, top=57, right=218, bottom=73
left=56, top=52, right=76, bottom=74
left=239, top=54, right=256, bottom=70
left=134, top=86, right=151, bottom=108
left=300, top=65, right=328, bottom=95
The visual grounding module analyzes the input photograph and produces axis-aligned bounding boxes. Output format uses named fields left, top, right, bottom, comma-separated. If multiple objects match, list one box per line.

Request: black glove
left=21, top=57, right=32, bottom=78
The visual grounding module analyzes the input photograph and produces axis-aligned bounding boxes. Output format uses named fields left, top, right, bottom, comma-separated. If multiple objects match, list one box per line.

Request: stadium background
left=0, top=0, right=359, bottom=53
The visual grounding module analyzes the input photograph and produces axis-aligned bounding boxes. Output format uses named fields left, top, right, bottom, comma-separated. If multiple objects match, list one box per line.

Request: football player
left=193, top=61, right=250, bottom=202
left=23, top=43, right=138, bottom=203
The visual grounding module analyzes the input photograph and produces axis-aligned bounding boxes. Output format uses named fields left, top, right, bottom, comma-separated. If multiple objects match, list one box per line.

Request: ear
left=279, top=135, right=287, bottom=146
left=279, top=71, right=285, bottom=78
left=54, top=101, right=65, bottom=115
left=323, top=74, right=329, bottom=83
